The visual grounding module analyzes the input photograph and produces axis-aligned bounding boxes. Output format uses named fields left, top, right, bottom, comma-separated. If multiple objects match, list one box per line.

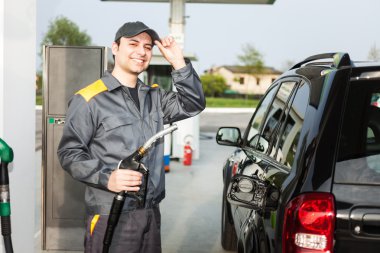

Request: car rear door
left=232, top=82, right=281, bottom=233
left=333, top=72, right=380, bottom=252
left=239, top=78, right=309, bottom=251
left=257, top=80, right=310, bottom=252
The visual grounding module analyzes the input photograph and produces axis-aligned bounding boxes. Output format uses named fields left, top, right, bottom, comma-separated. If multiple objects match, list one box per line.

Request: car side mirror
left=216, top=127, right=242, bottom=147
left=226, top=174, right=279, bottom=211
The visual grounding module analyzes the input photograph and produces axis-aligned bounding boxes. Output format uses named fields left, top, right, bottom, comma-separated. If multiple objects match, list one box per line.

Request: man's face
left=112, top=32, right=153, bottom=75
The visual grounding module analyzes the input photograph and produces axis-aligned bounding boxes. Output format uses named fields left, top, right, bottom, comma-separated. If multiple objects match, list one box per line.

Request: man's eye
left=145, top=47, right=152, bottom=51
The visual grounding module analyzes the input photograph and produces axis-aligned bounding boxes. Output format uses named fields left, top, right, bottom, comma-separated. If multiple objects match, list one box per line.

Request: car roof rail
left=290, top=52, right=352, bottom=70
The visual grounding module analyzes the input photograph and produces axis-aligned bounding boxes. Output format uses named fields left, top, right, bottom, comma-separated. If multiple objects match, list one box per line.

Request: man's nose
left=136, top=45, right=146, bottom=56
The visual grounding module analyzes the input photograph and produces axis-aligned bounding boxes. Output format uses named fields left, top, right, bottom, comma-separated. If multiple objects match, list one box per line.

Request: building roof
left=220, top=65, right=282, bottom=75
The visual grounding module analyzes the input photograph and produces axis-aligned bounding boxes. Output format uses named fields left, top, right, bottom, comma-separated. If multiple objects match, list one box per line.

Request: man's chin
left=134, top=66, right=149, bottom=75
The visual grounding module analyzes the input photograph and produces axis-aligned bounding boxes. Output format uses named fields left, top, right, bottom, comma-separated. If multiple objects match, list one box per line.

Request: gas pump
left=0, top=138, right=14, bottom=253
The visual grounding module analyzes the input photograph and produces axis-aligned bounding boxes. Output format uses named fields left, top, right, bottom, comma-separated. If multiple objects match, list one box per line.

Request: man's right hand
left=107, top=169, right=143, bottom=193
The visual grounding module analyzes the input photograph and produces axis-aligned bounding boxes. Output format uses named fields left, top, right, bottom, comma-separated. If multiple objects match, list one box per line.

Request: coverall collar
left=102, top=70, right=151, bottom=91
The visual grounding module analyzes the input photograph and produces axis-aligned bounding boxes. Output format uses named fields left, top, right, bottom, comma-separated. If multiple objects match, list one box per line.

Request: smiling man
left=57, top=21, right=205, bottom=252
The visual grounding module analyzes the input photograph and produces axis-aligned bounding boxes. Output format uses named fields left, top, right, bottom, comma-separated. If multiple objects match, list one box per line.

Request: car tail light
left=232, top=162, right=238, bottom=176
left=282, top=193, right=335, bottom=253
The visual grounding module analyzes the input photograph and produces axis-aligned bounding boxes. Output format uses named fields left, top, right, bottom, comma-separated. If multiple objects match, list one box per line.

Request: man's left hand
left=155, top=36, right=186, bottom=70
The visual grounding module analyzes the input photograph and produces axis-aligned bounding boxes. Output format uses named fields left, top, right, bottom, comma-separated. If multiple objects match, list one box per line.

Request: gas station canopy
left=101, top=0, right=275, bottom=4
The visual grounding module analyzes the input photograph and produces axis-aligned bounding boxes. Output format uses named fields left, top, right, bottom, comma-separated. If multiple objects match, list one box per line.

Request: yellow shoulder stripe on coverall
left=90, top=214, right=100, bottom=235
left=76, top=79, right=108, bottom=102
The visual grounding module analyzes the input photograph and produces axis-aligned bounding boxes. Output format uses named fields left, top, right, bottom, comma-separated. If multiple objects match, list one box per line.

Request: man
left=57, top=21, right=205, bottom=252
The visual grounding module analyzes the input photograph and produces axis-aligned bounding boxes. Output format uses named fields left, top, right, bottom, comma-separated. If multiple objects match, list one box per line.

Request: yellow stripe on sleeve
left=76, top=79, right=108, bottom=102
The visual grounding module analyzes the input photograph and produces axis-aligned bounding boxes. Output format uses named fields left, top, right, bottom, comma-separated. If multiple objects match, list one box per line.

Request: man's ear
left=111, top=42, right=119, bottom=55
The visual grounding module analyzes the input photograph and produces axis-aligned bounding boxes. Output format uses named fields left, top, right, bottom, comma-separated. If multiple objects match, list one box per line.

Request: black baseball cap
left=114, top=21, right=160, bottom=44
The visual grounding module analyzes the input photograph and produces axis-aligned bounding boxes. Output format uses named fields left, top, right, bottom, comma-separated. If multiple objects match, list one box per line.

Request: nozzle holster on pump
left=0, top=138, right=14, bottom=253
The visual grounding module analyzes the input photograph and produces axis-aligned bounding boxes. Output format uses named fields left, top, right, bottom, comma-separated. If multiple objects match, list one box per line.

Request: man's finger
left=162, top=37, right=172, bottom=47
left=120, top=169, right=143, bottom=177
left=125, top=186, right=140, bottom=192
left=122, top=179, right=142, bottom=186
left=154, top=40, right=164, bottom=50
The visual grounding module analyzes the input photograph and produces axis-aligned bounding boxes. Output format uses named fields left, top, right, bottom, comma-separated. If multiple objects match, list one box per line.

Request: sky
left=37, top=0, right=380, bottom=73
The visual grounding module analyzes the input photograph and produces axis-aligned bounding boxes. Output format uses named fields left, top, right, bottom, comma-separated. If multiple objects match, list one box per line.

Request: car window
left=246, top=81, right=298, bottom=153
left=335, top=82, right=380, bottom=184
left=261, top=81, right=297, bottom=155
left=371, top=92, right=380, bottom=108
left=246, top=84, right=279, bottom=148
left=275, top=82, right=310, bottom=168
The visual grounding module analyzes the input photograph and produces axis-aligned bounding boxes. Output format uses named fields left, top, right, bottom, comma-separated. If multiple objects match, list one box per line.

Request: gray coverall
left=57, top=61, right=205, bottom=252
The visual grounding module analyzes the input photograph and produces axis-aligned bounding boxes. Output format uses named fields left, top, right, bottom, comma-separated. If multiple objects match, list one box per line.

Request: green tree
left=40, top=16, right=92, bottom=55
left=237, top=43, right=265, bottom=99
left=200, top=74, right=228, bottom=97
left=37, top=16, right=92, bottom=105
left=237, top=43, right=265, bottom=74
left=368, top=43, right=380, bottom=61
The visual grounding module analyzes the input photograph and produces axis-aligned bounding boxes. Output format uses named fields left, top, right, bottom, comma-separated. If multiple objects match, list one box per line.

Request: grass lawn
left=36, top=95, right=43, bottom=106
left=36, top=95, right=260, bottom=108
left=206, top=97, right=259, bottom=108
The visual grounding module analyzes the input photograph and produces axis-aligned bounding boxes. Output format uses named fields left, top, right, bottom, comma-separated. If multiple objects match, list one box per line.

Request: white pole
left=0, top=0, right=36, bottom=252
left=169, top=0, right=201, bottom=161
left=169, top=0, right=186, bottom=49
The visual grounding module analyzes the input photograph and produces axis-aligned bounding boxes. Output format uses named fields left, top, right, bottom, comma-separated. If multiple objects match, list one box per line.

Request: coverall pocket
left=100, top=116, right=137, bottom=154
left=101, top=116, right=135, bottom=132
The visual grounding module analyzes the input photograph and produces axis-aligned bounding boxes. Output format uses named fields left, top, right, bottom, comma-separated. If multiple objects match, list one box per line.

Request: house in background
left=207, top=65, right=282, bottom=95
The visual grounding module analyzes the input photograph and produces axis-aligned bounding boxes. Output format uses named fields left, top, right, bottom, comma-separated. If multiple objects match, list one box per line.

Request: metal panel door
left=42, top=46, right=111, bottom=250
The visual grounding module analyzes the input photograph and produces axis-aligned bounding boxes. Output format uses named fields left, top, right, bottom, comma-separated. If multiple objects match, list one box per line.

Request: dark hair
left=112, top=38, right=121, bottom=62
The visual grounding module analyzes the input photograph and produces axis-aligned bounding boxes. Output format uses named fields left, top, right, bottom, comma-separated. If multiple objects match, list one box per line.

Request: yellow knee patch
left=90, top=214, right=100, bottom=236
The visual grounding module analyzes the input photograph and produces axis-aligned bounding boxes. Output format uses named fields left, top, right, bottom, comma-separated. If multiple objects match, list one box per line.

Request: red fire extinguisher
left=183, top=141, right=193, bottom=166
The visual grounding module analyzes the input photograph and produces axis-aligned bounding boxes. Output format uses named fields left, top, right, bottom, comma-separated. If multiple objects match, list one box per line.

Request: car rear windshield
left=335, top=79, right=380, bottom=185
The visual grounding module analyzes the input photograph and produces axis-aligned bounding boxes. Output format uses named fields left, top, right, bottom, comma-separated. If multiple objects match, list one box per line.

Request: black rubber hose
left=1, top=216, right=13, bottom=253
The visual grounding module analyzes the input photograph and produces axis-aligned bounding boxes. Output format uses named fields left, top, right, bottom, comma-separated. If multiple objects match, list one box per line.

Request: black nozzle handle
left=102, top=191, right=127, bottom=253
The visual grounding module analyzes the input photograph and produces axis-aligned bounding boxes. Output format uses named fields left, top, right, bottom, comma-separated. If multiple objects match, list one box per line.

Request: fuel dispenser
left=0, top=138, right=14, bottom=253
left=42, top=46, right=113, bottom=250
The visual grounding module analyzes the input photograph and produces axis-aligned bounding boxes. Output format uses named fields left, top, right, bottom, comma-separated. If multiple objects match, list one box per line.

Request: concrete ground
left=160, top=133, right=233, bottom=253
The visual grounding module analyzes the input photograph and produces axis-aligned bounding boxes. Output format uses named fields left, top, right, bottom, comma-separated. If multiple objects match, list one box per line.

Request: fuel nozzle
left=116, top=124, right=178, bottom=207
left=118, top=124, right=178, bottom=167
left=103, top=125, right=178, bottom=253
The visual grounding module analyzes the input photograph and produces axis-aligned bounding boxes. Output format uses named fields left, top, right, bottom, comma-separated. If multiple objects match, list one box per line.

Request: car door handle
left=362, top=213, right=380, bottom=235
left=363, top=213, right=380, bottom=226
left=351, top=208, right=380, bottom=236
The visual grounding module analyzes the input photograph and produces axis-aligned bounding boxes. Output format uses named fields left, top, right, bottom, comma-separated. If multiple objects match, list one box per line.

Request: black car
left=216, top=53, right=380, bottom=253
